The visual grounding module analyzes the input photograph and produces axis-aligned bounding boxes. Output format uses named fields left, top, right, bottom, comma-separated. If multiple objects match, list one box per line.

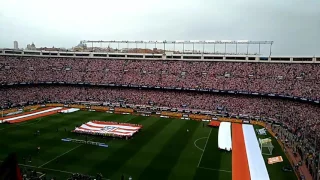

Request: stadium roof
left=82, top=40, right=273, bottom=44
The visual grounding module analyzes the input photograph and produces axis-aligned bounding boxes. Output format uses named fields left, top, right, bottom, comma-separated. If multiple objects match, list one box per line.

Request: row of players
left=0, top=56, right=319, bottom=99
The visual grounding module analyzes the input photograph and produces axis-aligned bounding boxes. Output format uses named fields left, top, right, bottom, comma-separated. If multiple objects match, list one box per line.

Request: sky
left=0, top=0, right=319, bottom=56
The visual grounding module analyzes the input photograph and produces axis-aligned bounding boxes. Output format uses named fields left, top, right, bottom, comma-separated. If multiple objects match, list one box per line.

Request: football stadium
left=0, top=39, right=319, bottom=180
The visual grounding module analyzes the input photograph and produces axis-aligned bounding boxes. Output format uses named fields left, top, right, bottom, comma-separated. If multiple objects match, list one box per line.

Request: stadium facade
left=1, top=48, right=320, bottom=63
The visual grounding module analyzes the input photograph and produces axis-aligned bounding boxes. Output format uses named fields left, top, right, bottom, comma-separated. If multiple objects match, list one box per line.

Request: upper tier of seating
left=0, top=55, right=319, bottom=99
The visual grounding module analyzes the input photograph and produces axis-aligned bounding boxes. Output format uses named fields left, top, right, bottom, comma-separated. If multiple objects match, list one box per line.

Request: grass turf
left=0, top=111, right=297, bottom=180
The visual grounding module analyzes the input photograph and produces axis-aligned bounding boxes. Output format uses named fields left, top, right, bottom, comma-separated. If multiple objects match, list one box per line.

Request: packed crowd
left=0, top=56, right=319, bottom=99
left=1, top=55, right=319, bottom=179
left=0, top=55, right=319, bottom=147
left=0, top=86, right=319, bottom=145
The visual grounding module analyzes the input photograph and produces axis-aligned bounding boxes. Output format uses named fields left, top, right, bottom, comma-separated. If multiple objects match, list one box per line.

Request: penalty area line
left=38, top=144, right=82, bottom=168
left=38, top=117, right=132, bottom=168
left=38, top=137, right=95, bottom=168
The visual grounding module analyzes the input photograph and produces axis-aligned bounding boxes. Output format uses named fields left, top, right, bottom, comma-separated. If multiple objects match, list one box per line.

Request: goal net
left=259, top=138, right=274, bottom=155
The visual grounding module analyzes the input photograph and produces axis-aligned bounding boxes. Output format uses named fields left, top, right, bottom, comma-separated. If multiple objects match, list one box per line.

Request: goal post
left=259, top=138, right=274, bottom=155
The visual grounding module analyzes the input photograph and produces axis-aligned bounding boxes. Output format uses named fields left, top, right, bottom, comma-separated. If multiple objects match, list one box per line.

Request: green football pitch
left=0, top=111, right=297, bottom=180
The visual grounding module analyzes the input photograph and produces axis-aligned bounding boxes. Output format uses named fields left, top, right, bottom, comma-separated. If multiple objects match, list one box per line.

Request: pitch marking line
left=0, top=160, right=74, bottom=174
left=38, top=144, right=82, bottom=168
left=194, top=137, right=207, bottom=151
left=0, top=160, right=110, bottom=180
left=198, top=166, right=232, bottom=173
left=38, top=117, right=135, bottom=168
left=38, top=137, right=95, bottom=168
left=37, top=117, right=134, bottom=168
left=17, top=163, right=75, bottom=174
left=1, top=117, right=134, bottom=173
left=197, top=128, right=212, bottom=167
left=41, top=167, right=76, bottom=175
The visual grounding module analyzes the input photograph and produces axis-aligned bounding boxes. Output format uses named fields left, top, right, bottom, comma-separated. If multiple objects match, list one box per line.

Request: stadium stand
left=0, top=56, right=319, bottom=99
left=0, top=54, right=319, bottom=178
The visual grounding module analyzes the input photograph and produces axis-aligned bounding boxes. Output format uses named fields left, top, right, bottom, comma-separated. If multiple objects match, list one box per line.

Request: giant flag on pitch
left=74, top=121, right=142, bottom=137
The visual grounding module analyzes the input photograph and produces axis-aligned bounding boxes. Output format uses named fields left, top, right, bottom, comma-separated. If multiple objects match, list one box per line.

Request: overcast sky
left=0, top=0, right=319, bottom=56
